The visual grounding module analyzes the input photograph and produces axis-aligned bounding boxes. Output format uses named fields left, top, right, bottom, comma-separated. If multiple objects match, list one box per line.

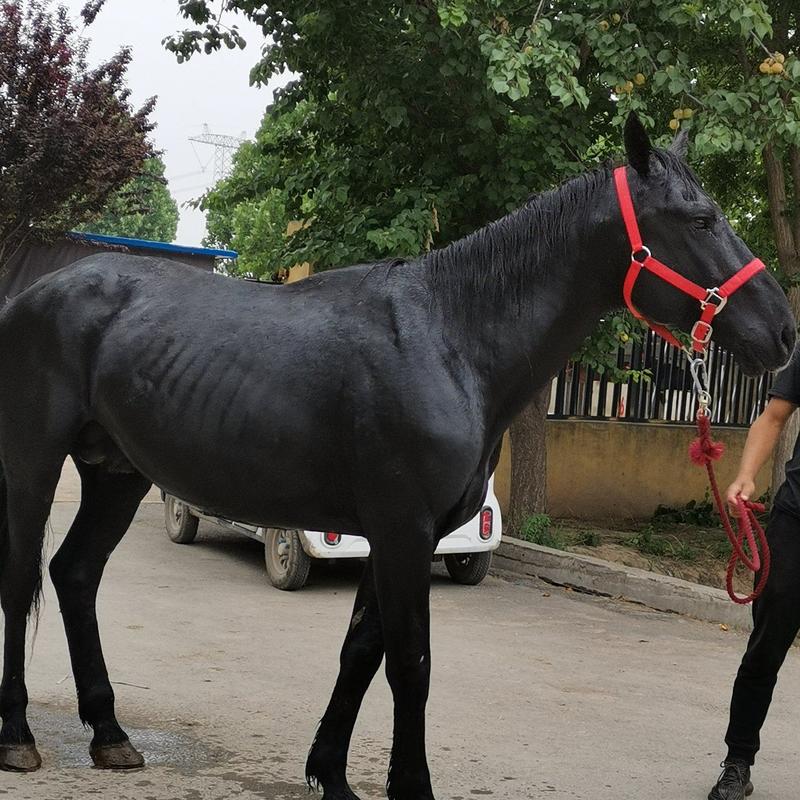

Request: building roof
left=69, top=232, right=237, bottom=260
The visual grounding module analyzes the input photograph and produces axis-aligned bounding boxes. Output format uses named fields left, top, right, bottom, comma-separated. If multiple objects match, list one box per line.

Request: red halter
left=613, top=166, right=765, bottom=353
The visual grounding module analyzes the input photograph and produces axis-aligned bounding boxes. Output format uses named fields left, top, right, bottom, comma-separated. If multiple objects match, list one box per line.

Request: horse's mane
left=421, top=149, right=702, bottom=312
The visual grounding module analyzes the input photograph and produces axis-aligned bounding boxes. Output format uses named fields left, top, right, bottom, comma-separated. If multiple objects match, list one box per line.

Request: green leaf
left=491, top=78, right=509, bottom=93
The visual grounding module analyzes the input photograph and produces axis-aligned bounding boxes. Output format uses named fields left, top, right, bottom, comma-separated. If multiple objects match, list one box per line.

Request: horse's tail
left=0, top=460, right=47, bottom=623
left=0, top=458, right=7, bottom=585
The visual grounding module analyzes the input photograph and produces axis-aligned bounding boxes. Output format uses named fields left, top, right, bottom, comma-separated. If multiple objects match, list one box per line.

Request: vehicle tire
left=264, top=528, right=311, bottom=591
left=164, top=495, right=199, bottom=544
left=444, top=552, right=492, bottom=585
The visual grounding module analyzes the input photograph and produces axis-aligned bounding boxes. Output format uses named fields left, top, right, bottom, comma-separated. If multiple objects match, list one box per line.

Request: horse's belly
left=92, top=365, right=359, bottom=533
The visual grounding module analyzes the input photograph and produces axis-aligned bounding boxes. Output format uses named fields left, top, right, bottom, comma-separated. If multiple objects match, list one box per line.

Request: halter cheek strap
left=613, top=166, right=765, bottom=353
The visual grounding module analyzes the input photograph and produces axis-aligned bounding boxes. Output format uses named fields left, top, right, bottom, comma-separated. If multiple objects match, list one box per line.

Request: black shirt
left=769, top=345, right=800, bottom=516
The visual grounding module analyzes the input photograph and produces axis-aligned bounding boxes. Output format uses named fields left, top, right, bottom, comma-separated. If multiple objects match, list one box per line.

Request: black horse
left=0, top=116, right=793, bottom=797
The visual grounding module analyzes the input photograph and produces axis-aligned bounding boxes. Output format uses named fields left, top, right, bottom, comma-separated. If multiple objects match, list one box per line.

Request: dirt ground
left=1, top=464, right=799, bottom=799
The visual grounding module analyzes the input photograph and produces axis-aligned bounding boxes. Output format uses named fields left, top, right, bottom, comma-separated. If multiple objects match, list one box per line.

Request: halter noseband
left=613, top=166, right=765, bottom=354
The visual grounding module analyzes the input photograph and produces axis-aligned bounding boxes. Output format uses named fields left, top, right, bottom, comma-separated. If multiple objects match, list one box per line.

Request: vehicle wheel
left=444, top=552, right=492, bottom=585
left=264, top=528, right=311, bottom=591
left=164, top=495, right=199, bottom=544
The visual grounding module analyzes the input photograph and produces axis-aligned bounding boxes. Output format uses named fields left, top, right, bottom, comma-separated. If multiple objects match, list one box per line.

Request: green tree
left=163, top=0, right=799, bottom=286
left=201, top=105, right=301, bottom=276
left=0, top=1, right=154, bottom=272
left=76, top=157, right=179, bottom=242
left=158, top=0, right=799, bottom=525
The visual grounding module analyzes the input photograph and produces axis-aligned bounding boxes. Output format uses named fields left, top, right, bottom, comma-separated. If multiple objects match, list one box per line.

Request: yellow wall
left=495, top=420, right=769, bottom=521
left=287, top=263, right=312, bottom=283
left=284, top=220, right=313, bottom=284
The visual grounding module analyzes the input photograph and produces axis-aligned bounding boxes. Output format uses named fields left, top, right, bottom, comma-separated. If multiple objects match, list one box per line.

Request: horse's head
left=618, top=113, right=794, bottom=375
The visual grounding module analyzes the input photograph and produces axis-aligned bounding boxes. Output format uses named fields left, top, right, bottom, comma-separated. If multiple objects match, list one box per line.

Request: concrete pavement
left=1, top=464, right=798, bottom=799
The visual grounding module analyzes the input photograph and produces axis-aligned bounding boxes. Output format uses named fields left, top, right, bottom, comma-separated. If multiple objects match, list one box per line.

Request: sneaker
left=708, top=760, right=754, bottom=800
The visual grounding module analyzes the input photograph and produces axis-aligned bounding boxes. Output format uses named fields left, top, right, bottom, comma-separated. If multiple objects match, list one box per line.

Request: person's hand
left=726, top=477, right=756, bottom=516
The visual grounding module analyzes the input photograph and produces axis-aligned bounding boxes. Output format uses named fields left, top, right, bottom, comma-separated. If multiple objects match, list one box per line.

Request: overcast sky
left=62, top=0, right=290, bottom=246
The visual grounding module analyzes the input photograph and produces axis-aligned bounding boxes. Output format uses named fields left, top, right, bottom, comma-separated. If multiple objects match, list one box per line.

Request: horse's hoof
left=0, top=743, right=42, bottom=772
left=90, top=739, right=145, bottom=769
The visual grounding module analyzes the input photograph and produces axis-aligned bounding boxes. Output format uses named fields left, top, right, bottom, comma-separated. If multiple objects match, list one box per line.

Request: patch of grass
left=575, top=530, right=600, bottom=547
left=670, top=540, right=697, bottom=562
left=625, top=525, right=699, bottom=561
left=710, top=538, right=734, bottom=560
left=519, top=513, right=550, bottom=539
left=519, top=514, right=567, bottom=550
left=624, top=526, right=669, bottom=557
left=652, top=494, right=719, bottom=528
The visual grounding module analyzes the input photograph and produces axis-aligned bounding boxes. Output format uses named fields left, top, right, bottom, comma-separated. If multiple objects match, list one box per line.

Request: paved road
left=1, top=465, right=799, bottom=799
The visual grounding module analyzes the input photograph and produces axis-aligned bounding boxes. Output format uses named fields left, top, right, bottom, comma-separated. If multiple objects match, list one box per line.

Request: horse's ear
left=670, top=128, right=690, bottom=160
left=624, top=112, right=652, bottom=176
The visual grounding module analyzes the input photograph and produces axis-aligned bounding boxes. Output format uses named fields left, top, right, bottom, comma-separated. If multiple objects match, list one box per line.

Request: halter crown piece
left=613, top=165, right=765, bottom=355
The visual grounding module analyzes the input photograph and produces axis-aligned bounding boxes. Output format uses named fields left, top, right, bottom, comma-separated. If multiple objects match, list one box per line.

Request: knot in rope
left=688, top=414, right=725, bottom=465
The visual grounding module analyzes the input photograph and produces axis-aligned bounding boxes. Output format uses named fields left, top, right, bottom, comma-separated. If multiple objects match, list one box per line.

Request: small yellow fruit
left=619, top=333, right=630, bottom=343
left=771, top=62, right=784, bottom=74
left=611, top=12, right=622, bottom=24
left=614, top=84, right=624, bottom=95
left=669, top=118, right=680, bottom=131
left=598, top=19, right=610, bottom=31
left=634, top=72, right=646, bottom=85
left=624, top=80, right=634, bottom=93
left=759, top=61, right=770, bottom=74
left=775, top=52, right=785, bottom=64
left=673, top=108, right=684, bottom=119
left=682, top=108, right=694, bottom=118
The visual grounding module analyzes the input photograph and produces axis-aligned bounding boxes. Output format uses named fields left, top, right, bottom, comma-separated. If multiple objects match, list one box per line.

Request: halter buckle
left=631, top=246, right=651, bottom=264
left=691, top=320, right=713, bottom=346
left=700, top=287, right=727, bottom=315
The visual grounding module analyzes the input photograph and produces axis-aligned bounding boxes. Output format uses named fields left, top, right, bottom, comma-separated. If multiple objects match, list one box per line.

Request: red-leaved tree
left=0, top=0, right=155, bottom=271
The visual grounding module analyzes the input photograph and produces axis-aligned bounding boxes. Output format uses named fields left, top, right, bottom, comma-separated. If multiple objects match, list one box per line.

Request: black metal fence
left=548, top=331, right=774, bottom=427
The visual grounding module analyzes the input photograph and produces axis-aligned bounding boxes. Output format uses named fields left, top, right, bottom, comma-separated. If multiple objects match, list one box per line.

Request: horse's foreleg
left=307, top=558, right=384, bottom=800
left=372, top=528, right=436, bottom=800
left=0, top=464, right=62, bottom=772
left=48, top=460, right=151, bottom=769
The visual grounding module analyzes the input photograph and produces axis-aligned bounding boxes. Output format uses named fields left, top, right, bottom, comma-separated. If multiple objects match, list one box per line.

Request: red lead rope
left=689, top=413, right=770, bottom=604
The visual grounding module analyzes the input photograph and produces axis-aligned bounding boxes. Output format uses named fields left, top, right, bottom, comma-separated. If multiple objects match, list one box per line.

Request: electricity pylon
left=188, top=124, right=246, bottom=182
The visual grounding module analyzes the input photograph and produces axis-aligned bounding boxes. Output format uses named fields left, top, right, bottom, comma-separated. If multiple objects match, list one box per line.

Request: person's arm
left=726, top=397, right=797, bottom=513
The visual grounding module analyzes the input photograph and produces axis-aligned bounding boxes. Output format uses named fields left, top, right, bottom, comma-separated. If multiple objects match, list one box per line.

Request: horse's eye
left=694, top=216, right=714, bottom=231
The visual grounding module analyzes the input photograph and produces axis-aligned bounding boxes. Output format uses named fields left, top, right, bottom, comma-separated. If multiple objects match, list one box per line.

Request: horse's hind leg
left=370, top=522, right=436, bottom=800
left=0, top=458, right=64, bottom=772
left=48, top=459, right=151, bottom=769
left=306, top=557, right=384, bottom=799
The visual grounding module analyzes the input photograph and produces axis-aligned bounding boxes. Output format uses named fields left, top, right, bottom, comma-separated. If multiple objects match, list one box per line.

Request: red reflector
left=324, top=532, right=341, bottom=546
left=479, top=508, right=493, bottom=540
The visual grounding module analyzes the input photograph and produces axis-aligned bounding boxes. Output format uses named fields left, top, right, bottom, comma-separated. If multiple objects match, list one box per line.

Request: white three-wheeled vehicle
left=163, top=477, right=502, bottom=590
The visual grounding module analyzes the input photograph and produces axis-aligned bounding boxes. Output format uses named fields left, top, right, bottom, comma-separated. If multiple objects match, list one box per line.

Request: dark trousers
left=725, top=508, right=800, bottom=765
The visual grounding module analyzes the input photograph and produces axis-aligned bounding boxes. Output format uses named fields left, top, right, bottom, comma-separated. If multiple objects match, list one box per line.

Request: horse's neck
left=422, top=172, right=628, bottom=431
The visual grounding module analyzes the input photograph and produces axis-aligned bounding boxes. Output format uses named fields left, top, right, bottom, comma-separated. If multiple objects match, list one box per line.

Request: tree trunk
left=772, top=286, right=800, bottom=492
left=763, top=142, right=800, bottom=276
left=508, top=383, right=550, bottom=535
left=763, top=141, right=800, bottom=493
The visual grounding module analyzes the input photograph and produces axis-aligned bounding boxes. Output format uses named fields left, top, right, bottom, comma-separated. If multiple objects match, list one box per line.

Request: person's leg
left=723, top=509, right=800, bottom=765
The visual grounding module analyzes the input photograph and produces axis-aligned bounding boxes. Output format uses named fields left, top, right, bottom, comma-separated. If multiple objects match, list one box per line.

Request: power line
left=166, top=169, right=208, bottom=183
